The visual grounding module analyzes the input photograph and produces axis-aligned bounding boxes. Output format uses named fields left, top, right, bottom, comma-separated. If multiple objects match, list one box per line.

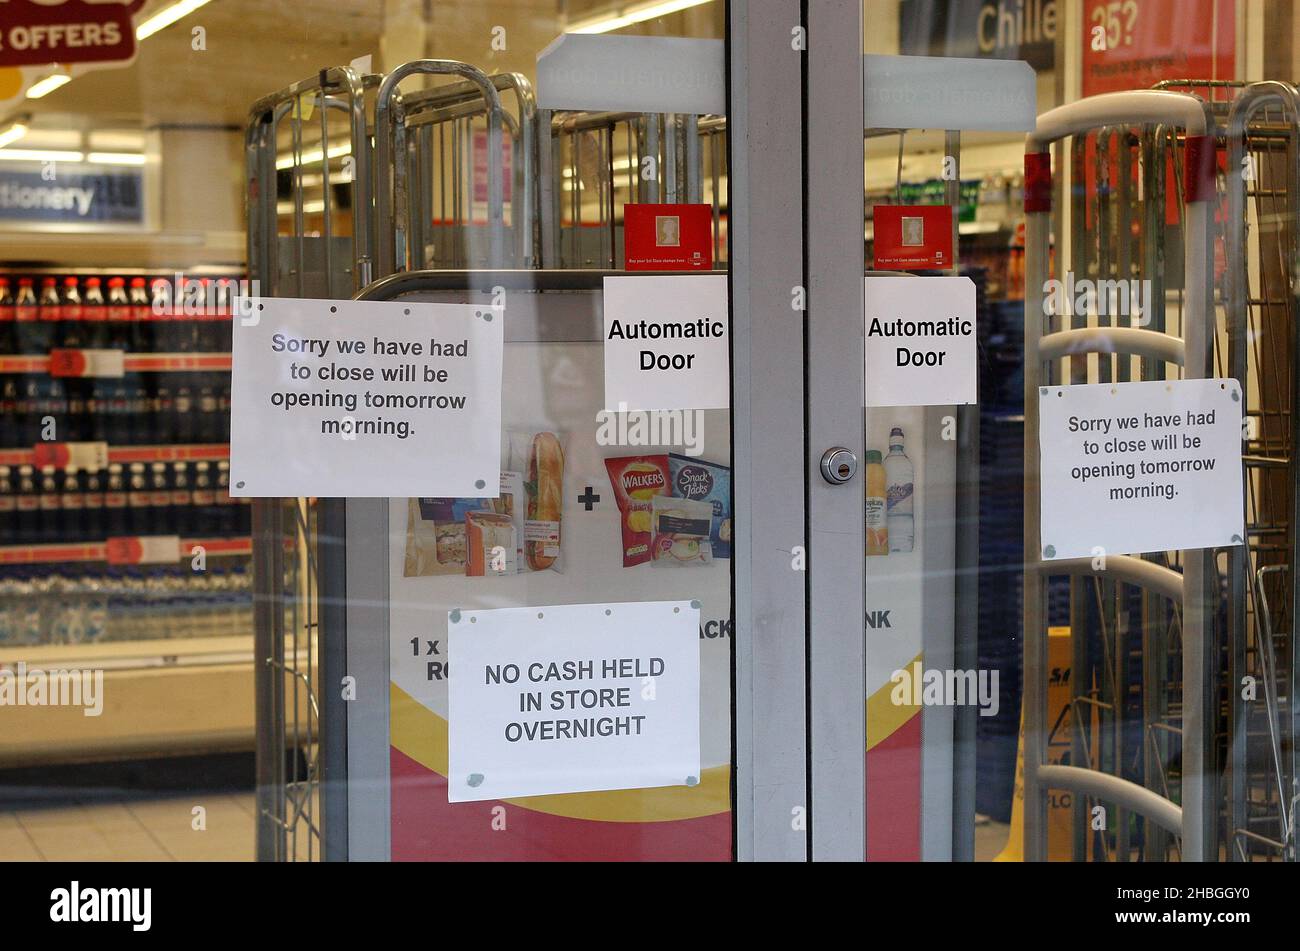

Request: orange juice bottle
left=864, top=450, right=889, bottom=556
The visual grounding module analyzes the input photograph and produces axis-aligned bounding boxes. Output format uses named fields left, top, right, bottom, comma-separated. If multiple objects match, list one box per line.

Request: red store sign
left=0, top=0, right=146, bottom=68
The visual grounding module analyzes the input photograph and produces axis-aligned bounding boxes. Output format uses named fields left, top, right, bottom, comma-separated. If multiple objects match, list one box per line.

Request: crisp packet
left=604, top=454, right=671, bottom=567
left=668, top=454, right=732, bottom=558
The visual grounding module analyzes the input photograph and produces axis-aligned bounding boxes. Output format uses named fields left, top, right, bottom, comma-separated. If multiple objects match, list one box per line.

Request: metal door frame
left=805, top=0, right=868, bottom=862
left=324, top=2, right=814, bottom=861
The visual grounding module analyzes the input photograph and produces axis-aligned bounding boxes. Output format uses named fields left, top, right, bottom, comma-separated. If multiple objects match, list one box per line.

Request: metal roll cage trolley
left=1023, top=83, right=1300, bottom=863
left=245, top=55, right=728, bottom=861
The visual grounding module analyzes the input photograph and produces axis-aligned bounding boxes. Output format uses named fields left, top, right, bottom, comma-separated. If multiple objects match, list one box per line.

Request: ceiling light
left=276, top=144, right=351, bottom=171
left=25, top=74, right=71, bottom=100
left=136, top=0, right=214, bottom=41
left=569, top=0, right=714, bottom=34
left=0, top=120, right=29, bottom=149
left=88, top=152, right=147, bottom=166
left=0, top=149, right=85, bottom=163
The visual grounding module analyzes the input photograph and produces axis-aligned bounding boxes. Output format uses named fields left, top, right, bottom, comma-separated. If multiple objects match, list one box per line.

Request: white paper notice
left=229, top=297, right=503, bottom=498
left=865, top=276, right=976, bottom=407
left=447, top=599, right=701, bottom=802
left=1039, top=378, right=1245, bottom=560
left=603, top=275, right=729, bottom=412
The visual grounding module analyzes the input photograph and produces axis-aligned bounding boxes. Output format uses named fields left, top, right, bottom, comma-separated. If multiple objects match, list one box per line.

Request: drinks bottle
left=59, top=278, right=87, bottom=441
left=0, top=278, right=16, bottom=447
left=104, top=463, right=128, bottom=536
left=60, top=466, right=83, bottom=542
left=38, top=465, right=60, bottom=543
left=864, top=450, right=888, bottom=556
left=83, top=275, right=108, bottom=348
left=15, top=465, right=38, bottom=543
left=884, top=426, right=915, bottom=553
left=82, top=466, right=105, bottom=541
left=129, top=277, right=152, bottom=353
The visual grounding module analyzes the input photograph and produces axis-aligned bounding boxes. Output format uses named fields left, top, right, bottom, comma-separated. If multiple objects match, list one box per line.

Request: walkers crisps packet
left=604, top=454, right=671, bottom=567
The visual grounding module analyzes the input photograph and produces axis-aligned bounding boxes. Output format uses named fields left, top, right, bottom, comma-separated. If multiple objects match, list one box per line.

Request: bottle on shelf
left=103, top=277, right=129, bottom=350
left=0, top=465, right=13, bottom=542
left=38, top=464, right=60, bottom=543
left=60, top=466, right=83, bottom=543
left=59, top=276, right=83, bottom=348
left=149, top=462, right=170, bottom=534
left=0, top=278, right=17, bottom=445
left=126, top=462, right=150, bottom=535
left=216, top=460, right=243, bottom=535
left=15, top=464, right=38, bottom=543
left=884, top=426, right=915, bottom=554
left=35, top=277, right=60, bottom=352
left=59, top=278, right=87, bottom=442
left=86, top=277, right=111, bottom=349
left=171, top=461, right=194, bottom=536
left=129, top=277, right=152, bottom=353
left=192, top=461, right=215, bottom=534
left=13, top=277, right=38, bottom=346
left=82, top=465, right=105, bottom=541
left=103, top=463, right=128, bottom=537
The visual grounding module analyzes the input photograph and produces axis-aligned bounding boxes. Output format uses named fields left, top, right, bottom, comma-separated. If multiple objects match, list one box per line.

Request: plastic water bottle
left=884, top=426, right=914, bottom=553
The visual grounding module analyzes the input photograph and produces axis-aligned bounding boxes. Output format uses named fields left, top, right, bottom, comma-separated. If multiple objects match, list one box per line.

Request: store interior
left=1, top=0, right=1297, bottom=862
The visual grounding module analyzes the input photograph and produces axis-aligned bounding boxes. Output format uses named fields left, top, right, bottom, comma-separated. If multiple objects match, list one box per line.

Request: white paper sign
left=1039, top=378, right=1245, bottom=560
left=447, top=600, right=701, bottom=802
left=865, top=276, right=976, bottom=407
left=229, top=297, right=503, bottom=498
left=603, top=275, right=729, bottom=412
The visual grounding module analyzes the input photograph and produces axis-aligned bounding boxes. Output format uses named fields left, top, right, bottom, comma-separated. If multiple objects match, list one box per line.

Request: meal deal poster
left=1081, top=0, right=1236, bottom=97
left=387, top=338, right=733, bottom=861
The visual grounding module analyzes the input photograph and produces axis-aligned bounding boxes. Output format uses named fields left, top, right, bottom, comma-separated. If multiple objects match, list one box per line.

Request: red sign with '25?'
left=0, top=0, right=146, bottom=68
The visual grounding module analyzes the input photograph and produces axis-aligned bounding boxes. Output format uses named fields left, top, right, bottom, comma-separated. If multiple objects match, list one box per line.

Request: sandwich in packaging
left=650, top=495, right=713, bottom=567
left=508, top=430, right=565, bottom=572
left=466, top=511, right=517, bottom=577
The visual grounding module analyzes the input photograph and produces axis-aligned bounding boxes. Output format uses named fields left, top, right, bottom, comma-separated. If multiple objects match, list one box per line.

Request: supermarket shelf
left=0, top=537, right=252, bottom=566
left=0, top=442, right=229, bottom=469
left=0, top=634, right=254, bottom=672
left=0, top=352, right=232, bottom=374
left=0, top=443, right=229, bottom=469
left=0, top=640, right=313, bottom=767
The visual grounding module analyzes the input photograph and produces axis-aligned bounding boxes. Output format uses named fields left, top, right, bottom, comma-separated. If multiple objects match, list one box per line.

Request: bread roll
left=527, top=432, right=563, bottom=570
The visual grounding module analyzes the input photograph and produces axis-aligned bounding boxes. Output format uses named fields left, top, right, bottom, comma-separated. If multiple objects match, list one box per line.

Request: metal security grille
left=246, top=66, right=376, bottom=862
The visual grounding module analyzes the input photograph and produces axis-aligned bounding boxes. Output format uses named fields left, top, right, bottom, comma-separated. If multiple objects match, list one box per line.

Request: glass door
left=282, top=0, right=813, bottom=864
left=802, top=0, right=1300, bottom=864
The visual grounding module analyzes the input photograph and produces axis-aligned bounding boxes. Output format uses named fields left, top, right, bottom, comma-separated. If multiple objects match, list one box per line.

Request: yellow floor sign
left=995, top=627, right=1088, bottom=862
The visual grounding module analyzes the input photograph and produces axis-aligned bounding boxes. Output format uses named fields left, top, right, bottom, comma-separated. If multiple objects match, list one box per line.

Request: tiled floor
left=0, top=793, right=256, bottom=862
